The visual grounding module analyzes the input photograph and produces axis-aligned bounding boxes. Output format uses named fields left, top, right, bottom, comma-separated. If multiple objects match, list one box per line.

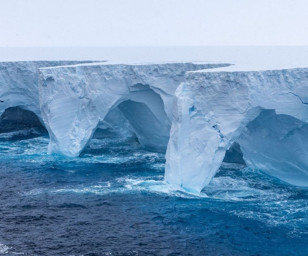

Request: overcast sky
left=0, top=0, right=307, bottom=47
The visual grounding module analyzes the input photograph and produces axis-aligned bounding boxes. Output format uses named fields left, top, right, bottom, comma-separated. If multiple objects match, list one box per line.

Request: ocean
left=0, top=128, right=307, bottom=255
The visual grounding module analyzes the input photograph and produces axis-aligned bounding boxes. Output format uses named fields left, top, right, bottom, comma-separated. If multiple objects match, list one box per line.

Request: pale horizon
left=0, top=0, right=308, bottom=47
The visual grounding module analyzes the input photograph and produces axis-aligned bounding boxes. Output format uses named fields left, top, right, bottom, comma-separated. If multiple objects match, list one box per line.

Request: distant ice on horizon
left=0, top=46, right=308, bottom=71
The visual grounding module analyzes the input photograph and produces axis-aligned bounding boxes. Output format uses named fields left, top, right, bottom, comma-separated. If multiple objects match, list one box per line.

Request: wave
left=2, top=130, right=307, bottom=234
left=0, top=243, right=10, bottom=254
left=0, top=243, right=24, bottom=255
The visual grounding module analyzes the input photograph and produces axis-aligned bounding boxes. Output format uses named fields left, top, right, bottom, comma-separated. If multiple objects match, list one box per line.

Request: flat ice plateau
left=1, top=47, right=308, bottom=193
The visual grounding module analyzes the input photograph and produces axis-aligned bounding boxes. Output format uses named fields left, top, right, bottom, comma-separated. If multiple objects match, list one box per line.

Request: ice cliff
left=165, top=68, right=308, bottom=192
left=38, top=63, right=226, bottom=156
left=2, top=60, right=307, bottom=193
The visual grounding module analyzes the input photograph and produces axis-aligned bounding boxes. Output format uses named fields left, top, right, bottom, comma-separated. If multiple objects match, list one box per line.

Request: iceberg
left=165, top=67, right=308, bottom=192
left=2, top=59, right=307, bottom=193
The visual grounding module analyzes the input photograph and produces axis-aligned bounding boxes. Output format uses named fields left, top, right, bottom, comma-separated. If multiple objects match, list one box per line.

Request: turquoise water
left=0, top=129, right=307, bottom=255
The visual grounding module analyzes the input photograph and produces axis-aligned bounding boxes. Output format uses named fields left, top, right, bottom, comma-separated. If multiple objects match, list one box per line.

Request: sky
left=0, top=0, right=307, bottom=47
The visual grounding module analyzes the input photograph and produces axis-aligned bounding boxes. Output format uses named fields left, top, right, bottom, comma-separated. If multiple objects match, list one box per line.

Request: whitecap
left=0, top=243, right=10, bottom=254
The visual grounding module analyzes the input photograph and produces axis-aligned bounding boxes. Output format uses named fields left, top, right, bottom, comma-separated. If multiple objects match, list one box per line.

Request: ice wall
left=39, top=63, right=227, bottom=156
left=165, top=68, right=308, bottom=192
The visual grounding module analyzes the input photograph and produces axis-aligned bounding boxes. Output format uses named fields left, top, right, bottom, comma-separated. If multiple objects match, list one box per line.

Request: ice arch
left=38, top=63, right=224, bottom=156
left=165, top=68, right=308, bottom=193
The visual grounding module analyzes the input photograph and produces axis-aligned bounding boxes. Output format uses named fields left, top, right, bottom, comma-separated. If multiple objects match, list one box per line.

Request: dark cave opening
left=0, top=107, right=47, bottom=140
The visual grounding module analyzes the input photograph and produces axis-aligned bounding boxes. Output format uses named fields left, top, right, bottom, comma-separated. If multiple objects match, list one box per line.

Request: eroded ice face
left=165, top=68, right=308, bottom=192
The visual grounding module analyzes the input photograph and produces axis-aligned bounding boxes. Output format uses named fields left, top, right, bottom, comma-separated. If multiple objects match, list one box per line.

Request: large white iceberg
left=165, top=67, right=308, bottom=192
left=2, top=59, right=307, bottom=193
left=38, top=63, right=226, bottom=156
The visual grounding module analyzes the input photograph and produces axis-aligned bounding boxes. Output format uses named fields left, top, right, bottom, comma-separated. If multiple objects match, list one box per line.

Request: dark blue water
left=0, top=129, right=307, bottom=255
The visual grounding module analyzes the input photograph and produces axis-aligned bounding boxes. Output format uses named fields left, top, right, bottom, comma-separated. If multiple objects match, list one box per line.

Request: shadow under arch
left=234, top=109, right=308, bottom=187
left=222, top=142, right=246, bottom=166
left=0, top=106, right=47, bottom=140
left=82, top=85, right=171, bottom=155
